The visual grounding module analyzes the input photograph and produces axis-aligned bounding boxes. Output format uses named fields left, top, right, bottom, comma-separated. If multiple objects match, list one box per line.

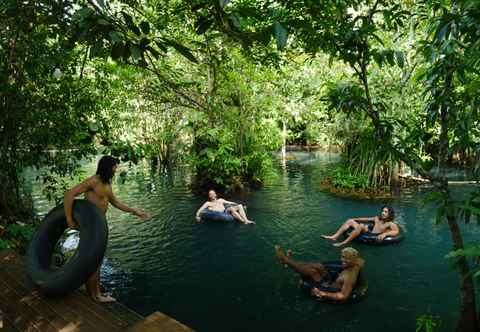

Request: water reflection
left=27, top=152, right=477, bottom=332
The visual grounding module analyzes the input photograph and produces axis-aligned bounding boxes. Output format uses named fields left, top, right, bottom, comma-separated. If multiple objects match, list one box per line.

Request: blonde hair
left=342, top=247, right=359, bottom=258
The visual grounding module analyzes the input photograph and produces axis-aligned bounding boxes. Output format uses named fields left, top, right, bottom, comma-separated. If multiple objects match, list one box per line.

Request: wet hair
left=96, top=156, right=119, bottom=184
left=342, top=247, right=359, bottom=258
left=380, top=205, right=395, bottom=221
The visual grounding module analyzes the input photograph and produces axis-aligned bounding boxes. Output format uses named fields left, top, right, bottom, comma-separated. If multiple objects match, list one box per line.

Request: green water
left=29, top=151, right=480, bottom=332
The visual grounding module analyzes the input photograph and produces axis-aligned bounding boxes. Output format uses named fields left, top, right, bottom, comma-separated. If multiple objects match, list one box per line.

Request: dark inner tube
left=26, top=199, right=108, bottom=297
left=300, top=261, right=368, bottom=304
left=200, top=204, right=240, bottom=222
left=344, top=221, right=405, bottom=245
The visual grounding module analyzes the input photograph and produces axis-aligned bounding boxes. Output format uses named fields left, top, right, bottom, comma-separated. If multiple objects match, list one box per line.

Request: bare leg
left=333, top=225, right=363, bottom=247
left=228, top=207, right=254, bottom=225
left=86, top=267, right=97, bottom=298
left=229, top=208, right=246, bottom=223
left=236, top=205, right=255, bottom=224
left=321, top=219, right=358, bottom=241
left=86, top=266, right=116, bottom=303
left=275, top=245, right=327, bottom=282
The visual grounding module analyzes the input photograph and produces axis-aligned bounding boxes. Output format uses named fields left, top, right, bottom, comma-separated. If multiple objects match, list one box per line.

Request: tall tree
left=189, top=0, right=480, bottom=330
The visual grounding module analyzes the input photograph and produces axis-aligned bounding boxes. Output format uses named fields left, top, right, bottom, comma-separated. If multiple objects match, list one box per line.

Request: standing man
left=64, top=155, right=151, bottom=303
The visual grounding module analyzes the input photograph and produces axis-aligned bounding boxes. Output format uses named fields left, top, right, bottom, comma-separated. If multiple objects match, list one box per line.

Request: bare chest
left=207, top=201, right=225, bottom=211
left=84, top=183, right=111, bottom=212
left=373, top=221, right=390, bottom=233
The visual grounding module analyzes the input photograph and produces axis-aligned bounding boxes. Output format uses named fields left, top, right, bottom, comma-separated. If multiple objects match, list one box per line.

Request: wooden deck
left=0, top=250, right=194, bottom=332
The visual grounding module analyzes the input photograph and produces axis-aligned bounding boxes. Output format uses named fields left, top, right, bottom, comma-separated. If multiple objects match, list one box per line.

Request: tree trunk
left=446, top=213, right=479, bottom=332
left=438, top=54, right=478, bottom=330
left=281, top=120, right=287, bottom=160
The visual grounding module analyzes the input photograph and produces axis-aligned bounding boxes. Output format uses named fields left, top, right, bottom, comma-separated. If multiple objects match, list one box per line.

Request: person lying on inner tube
left=195, top=189, right=255, bottom=224
left=321, top=206, right=399, bottom=247
left=275, top=246, right=364, bottom=302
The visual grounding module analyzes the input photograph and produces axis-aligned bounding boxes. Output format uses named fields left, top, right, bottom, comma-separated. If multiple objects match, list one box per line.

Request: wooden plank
left=4, top=258, right=119, bottom=332
left=0, top=253, right=72, bottom=331
left=125, top=312, right=194, bottom=332
left=0, top=316, right=21, bottom=332
left=101, top=301, right=143, bottom=327
left=0, top=268, right=77, bottom=332
left=0, top=250, right=19, bottom=270
left=11, top=254, right=129, bottom=330
left=0, top=251, right=195, bottom=332
left=0, top=277, right=51, bottom=332
left=61, top=292, right=128, bottom=330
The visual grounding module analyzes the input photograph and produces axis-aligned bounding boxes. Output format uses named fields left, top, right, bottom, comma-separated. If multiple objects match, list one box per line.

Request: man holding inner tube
left=64, top=155, right=151, bottom=303
left=275, top=246, right=364, bottom=302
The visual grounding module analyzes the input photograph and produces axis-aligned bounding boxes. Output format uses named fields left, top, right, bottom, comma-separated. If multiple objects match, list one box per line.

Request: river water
left=28, top=151, right=480, bottom=332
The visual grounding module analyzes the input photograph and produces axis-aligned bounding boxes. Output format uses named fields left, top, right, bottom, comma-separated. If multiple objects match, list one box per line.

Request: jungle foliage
left=1, top=0, right=480, bottom=329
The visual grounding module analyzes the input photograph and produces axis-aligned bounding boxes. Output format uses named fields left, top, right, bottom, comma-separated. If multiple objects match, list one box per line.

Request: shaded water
left=29, top=152, right=480, bottom=332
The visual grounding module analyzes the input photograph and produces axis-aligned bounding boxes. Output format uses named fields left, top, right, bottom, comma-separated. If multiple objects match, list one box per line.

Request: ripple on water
left=28, top=153, right=463, bottom=332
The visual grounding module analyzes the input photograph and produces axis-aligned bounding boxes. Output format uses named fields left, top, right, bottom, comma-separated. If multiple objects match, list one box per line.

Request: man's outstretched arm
left=109, top=193, right=151, bottom=220
left=219, top=198, right=239, bottom=206
left=352, top=216, right=377, bottom=222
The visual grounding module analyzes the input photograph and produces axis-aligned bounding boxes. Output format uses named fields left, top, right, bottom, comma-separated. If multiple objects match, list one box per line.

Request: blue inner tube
left=200, top=209, right=234, bottom=222
left=344, top=221, right=405, bottom=245
left=300, top=261, right=368, bottom=304
left=200, top=204, right=239, bottom=222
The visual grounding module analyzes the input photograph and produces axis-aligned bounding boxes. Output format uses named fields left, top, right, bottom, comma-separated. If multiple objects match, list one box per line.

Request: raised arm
left=352, top=216, right=377, bottom=222
left=195, top=202, right=209, bottom=222
left=218, top=198, right=239, bottom=205
left=64, top=176, right=96, bottom=229
left=109, top=192, right=150, bottom=220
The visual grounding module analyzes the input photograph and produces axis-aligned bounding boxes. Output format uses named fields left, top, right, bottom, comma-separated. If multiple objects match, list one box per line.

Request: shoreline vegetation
left=319, top=177, right=393, bottom=201
left=2, top=1, right=479, bottom=330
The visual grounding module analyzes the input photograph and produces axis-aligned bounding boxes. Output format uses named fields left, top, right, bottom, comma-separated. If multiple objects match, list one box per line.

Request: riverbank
left=319, top=177, right=393, bottom=200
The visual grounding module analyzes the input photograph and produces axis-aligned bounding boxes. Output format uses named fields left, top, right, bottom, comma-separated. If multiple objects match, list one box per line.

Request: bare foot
left=275, top=245, right=290, bottom=266
left=245, top=220, right=255, bottom=225
left=321, top=235, right=337, bottom=241
left=333, top=242, right=346, bottom=247
left=94, top=294, right=116, bottom=303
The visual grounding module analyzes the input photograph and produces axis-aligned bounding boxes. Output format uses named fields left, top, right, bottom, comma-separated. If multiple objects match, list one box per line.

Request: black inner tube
left=301, top=261, right=368, bottom=304
left=344, top=221, right=405, bottom=245
left=26, top=199, right=108, bottom=297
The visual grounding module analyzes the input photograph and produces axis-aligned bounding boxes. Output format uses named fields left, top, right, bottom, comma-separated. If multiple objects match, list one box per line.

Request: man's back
left=83, top=175, right=111, bottom=214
